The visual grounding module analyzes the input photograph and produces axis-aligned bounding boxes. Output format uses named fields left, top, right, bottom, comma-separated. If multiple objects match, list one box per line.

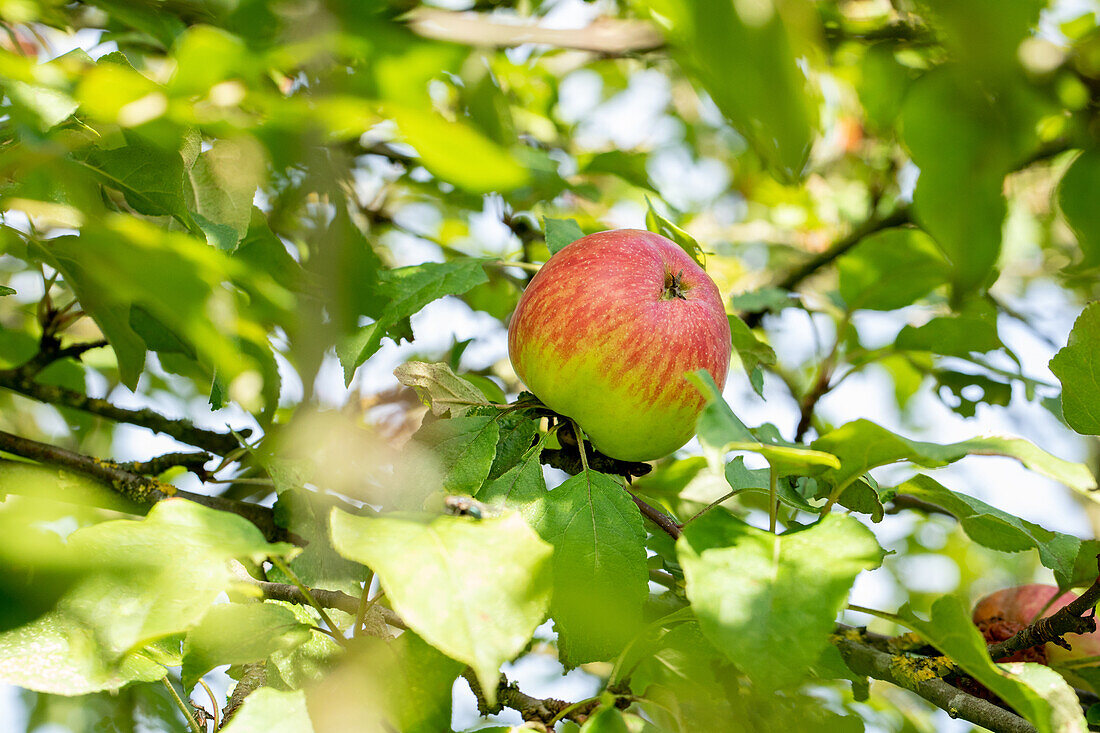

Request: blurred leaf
left=837, top=228, right=949, bottom=311
left=657, top=0, right=816, bottom=180
left=0, top=613, right=166, bottom=695
left=4, top=81, right=78, bottom=131
left=307, top=632, right=462, bottom=733
left=1050, top=302, right=1100, bottom=435
left=899, top=475, right=1081, bottom=587
left=899, top=597, right=1082, bottom=733
left=338, top=259, right=489, bottom=384
left=0, top=286, right=14, bottom=296
left=60, top=499, right=293, bottom=658
left=645, top=197, right=705, bottom=266
left=394, top=361, right=491, bottom=417
left=679, top=512, right=882, bottom=690
left=931, top=369, right=1012, bottom=418
left=413, top=415, right=499, bottom=495
left=858, top=44, right=917, bottom=133
left=169, top=25, right=250, bottom=96
left=916, top=0, right=1043, bottom=81
left=181, top=603, right=311, bottom=691
left=266, top=602, right=343, bottom=689
left=1059, top=149, right=1100, bottom=269
left=899, top=68, right=1027, bottom=296
left=580, top=707, right=630, bottom=733
left=388, top=105, right=529, bottom=194
left=537, top=469, right=648, bottom=666
left=727, top=314, right=775, bottom=396
left=895, top=304, right=1003, bottom=357
left=544, top=217, right=585, bottom=256
left=730, top=287, right=798, bottom=313
left=330, top=510, right=552, bottom=704
left=186, top=137, right=266, bottom=251
left=220, top=688, right=314, bottom=733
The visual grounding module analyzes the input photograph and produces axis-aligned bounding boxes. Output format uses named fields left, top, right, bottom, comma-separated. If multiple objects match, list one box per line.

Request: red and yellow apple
left=507, top=229, right=731, bottom=462
left=972, top=584, right=1100, bottom=663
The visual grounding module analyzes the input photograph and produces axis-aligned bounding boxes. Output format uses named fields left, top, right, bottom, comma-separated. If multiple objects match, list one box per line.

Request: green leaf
left=894, top=302, right=1003, bottom=357
left=0, top=286, right=13, bottom=296
left=0, top=613, right=166, bottom=695
left=899, top=475, right=1081, bottom=587
left=645, top=197, right=705, bottom=266
left=899, top=596, right=1082, bottom=733
left=724, top=457, right=818, bottom=514
left=730, top=287, right=797, bottom=313
left=77, top=130, right=195, bottom=229
left=388, top=105, right=529, bottom=193
left=1059, top=149, right=1100, bottom=269
left=394, top=361, right=491, bottom=417
left=219, top=688, right=315, bottom=733
left=0, top=461, right=144, bottom=515
left=543, top=217, right=585, bottom=256
left=4, top=81, right=78, bottom=131
left=580, top=707, right=630, bottom=733
left=181, top=603, right=311, bottom=691
left=537, top=470, right=648, bottom=666
left=338, top=259, right=489, bottom=384
left=678, top=512, right=883, bottom=690
left=186, top=138, right=265, bottom=251
left=688, top=370, right=756, bottom=446
left=899, top=68, right=1020, bottom=295
left=487, top=412, right=540, bottom=481
left=266, top=601, right=343, bottom=689
left=478, top=434, right=551, bottom=527
left=837, top=228, right=949, bottom=311
left=307, top=632, right=462, bottom=733
left=727, top=314, right=775, bottom=397
left=812, top=419, right=1096, bottom=503
left=658, top=0, right=816, bottom=180
left=916, top=0, right=1043, bottom=81
left=1050, top=302, right=1100, bottom=435
left=59, top=499, right=293, bottom=658
left=413, top=415, right=500, bottom=495
left=329, top=510, right=552, bottom=704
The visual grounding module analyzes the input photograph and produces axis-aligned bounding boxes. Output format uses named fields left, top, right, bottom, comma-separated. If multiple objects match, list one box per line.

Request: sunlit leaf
left=1050, top=302, right=1100, bottom=435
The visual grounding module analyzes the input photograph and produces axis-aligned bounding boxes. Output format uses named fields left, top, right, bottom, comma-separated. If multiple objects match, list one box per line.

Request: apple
left=507, top=229, right=731, bottom=462
left=972, top=584, right=1100, bottom=663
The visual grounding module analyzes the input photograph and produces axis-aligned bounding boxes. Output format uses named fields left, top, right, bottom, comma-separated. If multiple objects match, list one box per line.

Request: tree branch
left=987, top=559, right=1100, bottom=662
left=628, top=490, right=682, bottom=540
left=0, top=368, right=247, bottom=455
left=115, top=450, right=213, bottom=478
left=0, top=429, right=294, bottom=544
left=741, top=206, right=912, bottom=327
left=220, top=662, right=266, bottom=726
left=834, top=634, right=1037, bottom=733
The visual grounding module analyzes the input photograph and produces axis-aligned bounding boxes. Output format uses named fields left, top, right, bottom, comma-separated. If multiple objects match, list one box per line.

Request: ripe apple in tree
left=972, top=584, right=1100, bottom=663
left=507, top=229, right=732, bottom=462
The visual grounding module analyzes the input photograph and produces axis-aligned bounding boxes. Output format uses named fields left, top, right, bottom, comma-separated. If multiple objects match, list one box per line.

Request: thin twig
left=161, top=677, right=204, bottom=733
left=269, top=556, right=348, bottom=647
left=115, top=451, right=212, bottom=478
left=626, top=487, right=682, bottom=540
left=197, top=678, right=220, bottom=730
left=685, top=488, right=745, bottom=525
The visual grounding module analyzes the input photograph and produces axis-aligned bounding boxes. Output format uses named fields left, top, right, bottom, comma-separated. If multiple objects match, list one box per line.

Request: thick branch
left=407, top=9, right=664, bottom=55
left=463, top=670, right=596, bottom=729
left=221, top=662, right=265, bottom=725
left=0, top=429, right=293, bottom=543
left=0, top=369, right=246, bottom=455
left=834, top=635, right=1036, bottom=733
left=116, top=451, right=213, bottom=478
left=987, top=561, right=1100, bottom=662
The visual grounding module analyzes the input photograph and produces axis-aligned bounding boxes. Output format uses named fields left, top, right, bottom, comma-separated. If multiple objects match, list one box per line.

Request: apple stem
left=571, top=419, right=590, bottom=474
left=661, top=269, right=688, bottom=301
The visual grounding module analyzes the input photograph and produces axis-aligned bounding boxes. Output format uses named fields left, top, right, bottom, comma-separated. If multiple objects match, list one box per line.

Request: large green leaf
left=186, top=138, right=265, bottom=251
left=811, top=419, right=1095, bottom=503
left=478, top=434, right=551, bottom=528
left=181, top=602, right=311, bottom=691
left=894, top=301, right=1003, bottom=356
left=329, top=510, right=552, bottom=703
left=59, top=499, right=293, bottom=658
left=1050, top=302, right=1100, bottom=435
left=899, top=475, right=1081, bottom=587
left=679, top=512, right=882, bottom=690
left=0, top=613, right=166, bottom=695
left=837, top=228, right=949, bottom=311
left=412, top=415, right=500, bottom=495
left=220, top=688, right=315, bottom=733
left=537, top=470, right=648, bottom=666
left=654, top=0, right=816, bottom=180
left=1059, top=149, right=1100, bottom=269
left=388, top=105, right=529, bottom=193
left=338, top=259, right=489, bottom=383
left=899, top=596, right=1086, bottom=733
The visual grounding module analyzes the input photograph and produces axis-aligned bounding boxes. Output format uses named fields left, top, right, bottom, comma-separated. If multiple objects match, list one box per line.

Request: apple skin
left=972, top=584, right=1100, bottom=663
left=507, top=229, right=731, bottom=462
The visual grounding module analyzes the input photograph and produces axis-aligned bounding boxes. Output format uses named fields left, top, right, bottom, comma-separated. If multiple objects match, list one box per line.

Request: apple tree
left=1, top=0, right=1100, bottom=731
